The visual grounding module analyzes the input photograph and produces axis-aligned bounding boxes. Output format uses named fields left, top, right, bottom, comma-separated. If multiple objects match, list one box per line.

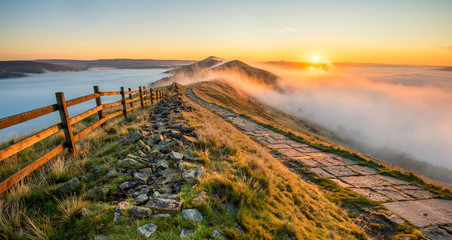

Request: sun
left=312, top=56, right=319, bottom=63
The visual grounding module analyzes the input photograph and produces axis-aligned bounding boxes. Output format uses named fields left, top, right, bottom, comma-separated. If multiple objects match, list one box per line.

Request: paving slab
left=295, top=147, right=321, bottom=154
left=421, top=226, right=452, bottom=240
left=384, top=199, right=452, bottom=227
left=267, top=143, right=293, bottom=149
left=293, top=156, right=323, bottom=167
left=347, top=165, right=378, bottom=175
left=351, top=188, right=390, bottom=202
left=331, top=178, right=353, bottom=188
left=372, top=186, right=413, bottom=201
left=323, top=166, right=358, bottom=177
left=393, top=185, right=435, bottom=199
left=286, top=142, right=309, bottom=148
left=310, top=168, right=336, bottom=179
left=308, top=153, right=346, bottom=166
left=340, top=175, right=391, bottom=188
left=278, top=148, right=306, bottom=158
left=335, top=157, right=359, bottom=165
left=374, top=175, right=409, bottom=185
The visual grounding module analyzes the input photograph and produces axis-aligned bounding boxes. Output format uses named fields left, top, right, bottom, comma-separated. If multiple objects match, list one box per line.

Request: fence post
left=120, top=87, right=128, bottom=119
left=55, top=92, right=77, bottom=155
left=139, top=86, right=145, bottom=108
left=128, top=87, right=134, bottom=112
left=150, top=88, right=154, bottom=104
left=93, top=86, right=105, bottom=127
left=143, top=86, right=147, bottom=104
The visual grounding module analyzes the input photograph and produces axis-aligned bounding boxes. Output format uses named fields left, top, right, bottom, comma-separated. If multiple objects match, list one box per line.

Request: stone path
left=186, top=88, right=452, bottom=240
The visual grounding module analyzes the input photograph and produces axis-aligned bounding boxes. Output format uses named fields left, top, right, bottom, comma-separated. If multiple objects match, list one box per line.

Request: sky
left=1, top=0, right=452, bottom=65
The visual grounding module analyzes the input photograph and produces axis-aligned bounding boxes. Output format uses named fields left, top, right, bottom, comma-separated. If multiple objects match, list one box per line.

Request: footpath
left=186, top=88, right=452, bottom=240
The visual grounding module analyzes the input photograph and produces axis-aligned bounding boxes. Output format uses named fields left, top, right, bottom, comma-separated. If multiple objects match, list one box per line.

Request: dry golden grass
left=182, top=92, right=368, bottom=239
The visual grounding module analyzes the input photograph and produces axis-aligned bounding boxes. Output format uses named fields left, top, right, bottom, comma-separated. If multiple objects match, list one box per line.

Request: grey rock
left=137, top=223, right=158, bottom=238
left=137, top=140, right=147, bottom=149
left=118, top=181, right=136, bottom=190
left=181, top=209, right=203, bottom=222
left=137, top=150, right=147, bottom=157
left=94, top=235, right=109, bottom=240
left=81, top=207, right=91, bottom=216
left=153, top=191, right=179, bottom=200
left=182, top=167, right=205, bottom=183
left=57, top=177, right=80, bottom=193
left=105, top=169, right=117, bottom=177
left=99, top=188, right=109, bottom=196
left=178, top=161, right=186, bottom=171
left=153, top=134, right=164, bottom=143
left=126, top=154, right=139, bottom=159
left=192, top=191, right=208, bottom=204
left=222, top=203, right=238, bottom=214
left=155, top=160, right=169, bottom=169
left=121, top=131, right=142, bottom=143
left=113, top=212, right=121, bottom=222
left=170, top=151, right=183, bottom=161
left=133, top=172, right=150, bottom=182
left=135, top=194, right=149, bottom=205
left=128, top=206, right=152, bottom=218
left=116, top=158, right=141, bottom=168
left=145, top=198, right=182, bottom=213
left=213, top=230, right=223, bottom=239
left=179, top=228, right=195, bottom=238
left=181, top=135, right=198, bottom=145
left=93, top=166, right=103, bottom=174
left=235, top=225, right=244, bottom=233
left=183, top=155, right=202, bottom=162
left=140, top=187, right=150, bottom=195
left=143, top=145, right=151, bottom=154
left=138, top=168, right=153, bottom=174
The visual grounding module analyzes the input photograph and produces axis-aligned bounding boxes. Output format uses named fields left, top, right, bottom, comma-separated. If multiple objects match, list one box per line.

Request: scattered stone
left=181, top=209, right=203, bottom=222
left=93, top=166, right=103, bottom=174
left=235, top=225, right=244, bottom=233
left=145, top=198, right=182, bottom=213
left=153, top=144, right=171, bottom=153
left=178, top=161, right=186, bottom=171
left=81, top=207, right=91, bottom=216
left=137, top=150, right=147, bottom=157
left=153, top=191, right=179, bottom=200
left=133, top=172, right=150, bottom=182
left=170, top=151, right=183, bottom=161
left=118, top=181, right=136, bottom=190
left=137, top=223, right=158, bottom=238
left=192, top=191, right=208, bottom=204
left=183, top=155, right=202, bottom=162
left=179, top=228, right=195, bottom=238
left=94, top=234, right=109, bottom=240
left=213, top=230, right=223, bottom=239
left=128, top=206, right=152, bottom=219
left=57, top=177, right=80, bottom=193
left=135, top=194, right=149, bottom=205
left=116, top=158, right=141, bottom=168
left=138, top=168, right=153, bottom=174
left=99, top=188, right=109, bottom=196
left=137, top=140, right=147, bottom=149
left=121, top=131, right=142, bottom=143
left=155, top=160, right=169, bottom=169
left=113, top=212, right=121, bottom=222
left=153, top=134, right=164, bottom=143
left=222, top=203, right=238, bottom=214
left=105, top=169, right=117, bottom=177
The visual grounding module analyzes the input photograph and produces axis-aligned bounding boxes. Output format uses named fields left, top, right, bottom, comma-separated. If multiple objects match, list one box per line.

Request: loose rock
left=57, top=177, right=80, bottom=193
left=128, top=206, right=152, bottom=218
left=181, top=209, right=203, bottom=222
left=137, top=223, right=158, bottom=238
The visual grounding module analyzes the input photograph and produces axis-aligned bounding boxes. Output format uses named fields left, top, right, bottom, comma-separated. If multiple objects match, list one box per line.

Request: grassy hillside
left=0, top=85, right=369, bottom=239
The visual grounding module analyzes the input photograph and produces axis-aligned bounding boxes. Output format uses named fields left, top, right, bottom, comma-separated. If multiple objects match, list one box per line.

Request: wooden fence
left=0, top=85, right=167, bottom=194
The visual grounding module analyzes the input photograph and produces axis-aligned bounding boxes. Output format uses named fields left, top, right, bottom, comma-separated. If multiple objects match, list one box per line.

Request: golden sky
left=1, top=1, right=451, bottom=65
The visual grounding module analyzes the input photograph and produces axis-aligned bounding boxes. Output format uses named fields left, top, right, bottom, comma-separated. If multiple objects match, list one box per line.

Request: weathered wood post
left=93, top=85, right=105, bottom=127
left=139, top=86, right=145, bottom=108
left=143, top=86, right=147, bottom=104
left=128, top=87, right=134, bottom=112
left=55, top=92, right=77, bottom=155
left=120, top=87, right=128, bottom=119
left=150, top=88, right=154, bottom=104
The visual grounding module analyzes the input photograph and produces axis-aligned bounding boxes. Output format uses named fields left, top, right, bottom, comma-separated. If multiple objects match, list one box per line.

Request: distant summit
left=154, top=56, right=281, bottom=90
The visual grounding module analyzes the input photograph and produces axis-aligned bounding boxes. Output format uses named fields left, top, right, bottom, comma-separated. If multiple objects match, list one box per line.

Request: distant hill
left=0, top=61, right=84, bottom=79
left=153, top=56, right=281, bottom=90
left=439, top=67, right=452, bottom=71
left=37, top=59, right=195, bottom=69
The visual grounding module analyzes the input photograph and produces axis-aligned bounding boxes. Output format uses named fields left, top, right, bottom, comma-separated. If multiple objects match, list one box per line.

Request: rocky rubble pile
left=99, top=93, right=215, bottom=238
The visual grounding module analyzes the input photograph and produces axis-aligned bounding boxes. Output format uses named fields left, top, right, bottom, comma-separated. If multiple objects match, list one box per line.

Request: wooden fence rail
left=0, top=85, right=167, bottom=194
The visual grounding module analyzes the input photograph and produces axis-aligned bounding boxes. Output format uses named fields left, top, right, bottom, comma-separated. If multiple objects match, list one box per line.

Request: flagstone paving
left=186, top=88, right=452, bottom=239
